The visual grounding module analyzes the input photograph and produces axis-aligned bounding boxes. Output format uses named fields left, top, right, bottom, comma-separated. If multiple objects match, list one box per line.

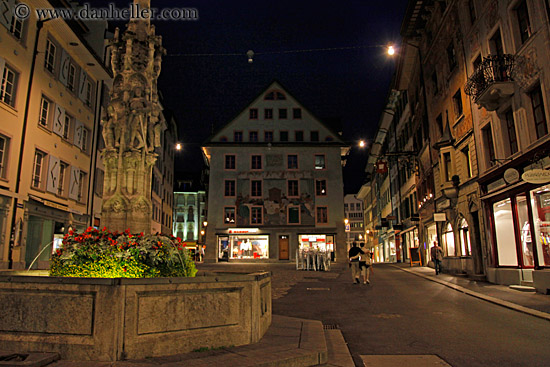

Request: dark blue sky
left=110, top=0, right=409, bottom=193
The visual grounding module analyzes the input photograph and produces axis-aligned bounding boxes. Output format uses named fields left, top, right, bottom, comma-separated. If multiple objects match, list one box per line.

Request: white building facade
left=202, top=82, right=349, bottom=262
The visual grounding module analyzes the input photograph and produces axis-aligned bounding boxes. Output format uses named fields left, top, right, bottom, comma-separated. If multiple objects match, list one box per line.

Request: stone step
left=509, top=284, right=536, bottom=292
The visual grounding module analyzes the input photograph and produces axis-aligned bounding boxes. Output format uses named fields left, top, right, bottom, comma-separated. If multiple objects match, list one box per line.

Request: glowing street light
left=359, top=140, right=366, bottom=148
left=387, top=45, right=395, bottom=56
left=344, top=218, right=349, bottom=225
left=175, top=143, right=182, bottom=151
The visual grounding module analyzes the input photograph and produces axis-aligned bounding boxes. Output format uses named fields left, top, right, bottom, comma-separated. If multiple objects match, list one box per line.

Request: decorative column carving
left=101, top=0, right=165, bottom=233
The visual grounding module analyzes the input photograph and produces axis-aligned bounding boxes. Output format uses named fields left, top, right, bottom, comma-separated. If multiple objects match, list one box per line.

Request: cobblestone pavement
left=196, top=262, right=342, bottom=299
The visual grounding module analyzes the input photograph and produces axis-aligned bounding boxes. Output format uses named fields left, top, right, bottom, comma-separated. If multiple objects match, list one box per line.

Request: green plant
left=49, top=227, right=197, bottom=278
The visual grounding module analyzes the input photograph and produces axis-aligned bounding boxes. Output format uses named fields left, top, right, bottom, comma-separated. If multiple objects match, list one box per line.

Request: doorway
left=279, top=235, right=289, bottom=260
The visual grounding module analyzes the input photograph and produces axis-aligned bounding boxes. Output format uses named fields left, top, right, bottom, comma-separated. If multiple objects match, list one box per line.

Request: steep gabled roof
left=202, top=80, right=347, bottom=146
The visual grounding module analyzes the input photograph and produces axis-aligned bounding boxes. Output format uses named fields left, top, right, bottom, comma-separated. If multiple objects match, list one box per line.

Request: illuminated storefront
left=217, top=228, right=269, bottom=260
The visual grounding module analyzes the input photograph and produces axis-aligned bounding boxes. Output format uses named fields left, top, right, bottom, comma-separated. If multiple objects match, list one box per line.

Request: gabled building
left=202, top=81, right=349, bottom=262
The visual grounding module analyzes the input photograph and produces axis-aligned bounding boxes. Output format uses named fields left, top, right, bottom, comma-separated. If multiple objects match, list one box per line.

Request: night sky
left=109, top=0, right=409, bottom=194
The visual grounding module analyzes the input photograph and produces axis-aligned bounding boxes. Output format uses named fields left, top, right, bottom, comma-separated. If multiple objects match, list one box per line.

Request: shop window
left=251, top=155, right=262, bottom=170
left=287, top=180, right=299, bottom=197
left=516, top=194, right=534, bottom=267
left=316, top=206, right=328, bottom=224
left=251, top=180, right=262, bottom=197
left=224, top=180, right=235, bottom=197
left=249, top=131, right=258, bottom=142
left=315, top=179, right=327, bottom=196
left=0, top=64, right=18, bottom=107
left=443, top=222, right=455, bottom=256
left=249, top=108, right=258, bottom=119
left=251, top=206, right=263, bottom=225
left=315, top=154, right=326, bottom=170
left=224, top=207, right=235, bottom=224
left=288, top=206, right=300, bottom=224
left=280, top=131, right=289, bottom=142
left=493, top=199, right=518, bottom=266
left=264, top=108, right=273, bottom=119
left=0, top=134, right=9, bottom=179
left=279, top=108, right=287, bottom=119
left=287, top=154, right=298, bottom=169
left=458, top=218, right=471, bottom=256
left=225, top=154, right=236, bottom=170
left=530, top=85, right=548, bottom=140
left=531, top=185, right=550, bottom=266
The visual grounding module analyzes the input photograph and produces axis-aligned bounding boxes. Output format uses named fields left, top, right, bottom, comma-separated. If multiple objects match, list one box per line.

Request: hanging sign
left=504, top=168, right=520, bottom=184
left=522, top=169, right=550, bottom=184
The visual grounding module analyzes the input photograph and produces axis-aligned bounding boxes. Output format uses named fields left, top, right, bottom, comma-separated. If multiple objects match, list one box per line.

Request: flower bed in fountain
left=50, top=227, right=197, bottom=278
left=0, top=228, right=271, bottom=361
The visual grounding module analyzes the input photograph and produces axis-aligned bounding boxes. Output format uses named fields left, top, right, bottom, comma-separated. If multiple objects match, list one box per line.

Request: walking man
left=430, top=241, right=444, bottom=275
left=348, top=242, right=363, bottom=284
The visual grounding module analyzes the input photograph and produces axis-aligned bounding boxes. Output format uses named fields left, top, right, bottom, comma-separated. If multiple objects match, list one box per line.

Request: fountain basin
left=0, top=272, right=271, bottom=361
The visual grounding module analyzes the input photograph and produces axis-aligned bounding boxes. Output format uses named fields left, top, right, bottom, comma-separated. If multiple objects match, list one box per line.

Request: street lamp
left=387, top=45, right=395, bottom=56
left=175, top=143, right=182, bottom=151
left=359, top=140, right=366, bottom=148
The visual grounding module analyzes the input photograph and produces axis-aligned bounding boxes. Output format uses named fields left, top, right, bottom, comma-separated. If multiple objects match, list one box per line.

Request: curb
left=393, top=265, right=550, bottom=323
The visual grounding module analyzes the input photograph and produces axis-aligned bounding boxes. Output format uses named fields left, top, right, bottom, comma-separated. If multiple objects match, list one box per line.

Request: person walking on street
left=348, top=242, right=363, bottom=284
left=359, top=243, right=372, bottom=284
left=431, top=241, right=444, bottom=275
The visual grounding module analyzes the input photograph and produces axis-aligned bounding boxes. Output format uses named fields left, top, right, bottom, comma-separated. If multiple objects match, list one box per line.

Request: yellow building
left=0, top=1, right=111, bottom=269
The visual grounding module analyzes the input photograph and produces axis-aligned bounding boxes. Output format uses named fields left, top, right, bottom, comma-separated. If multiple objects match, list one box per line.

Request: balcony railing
left=465, top=54, right=516, bottom=107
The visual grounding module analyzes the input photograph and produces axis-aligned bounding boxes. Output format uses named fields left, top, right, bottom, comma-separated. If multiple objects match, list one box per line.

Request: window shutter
left=69, top=166, right=80, bottom=200
left=53, top=104, right=65, bottom=136
left=46, top=155, right=60, bottom=193
left=78, top=69, right=88, bottom=102
left=0, top=1, right=15, bottom=30
left=59, top=49, right=70, bottom=86
left=74, top=119, right=83, bottom=148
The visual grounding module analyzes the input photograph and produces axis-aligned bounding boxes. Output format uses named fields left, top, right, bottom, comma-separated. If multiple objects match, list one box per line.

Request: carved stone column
left=100, top=0, right=165, bottom=233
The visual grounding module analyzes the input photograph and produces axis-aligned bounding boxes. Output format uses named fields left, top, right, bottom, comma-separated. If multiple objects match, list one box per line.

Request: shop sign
left=228, top=228, right=259, bottom=234
left=434, top=213, right=446, bottom=222
left=522, top=169, right=550, bottom=184
left=345, top=224, right=350, bottom=232
left=504, top=168, right=520, bottom=184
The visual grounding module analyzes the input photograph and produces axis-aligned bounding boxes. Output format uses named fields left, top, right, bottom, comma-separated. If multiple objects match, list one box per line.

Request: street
left=199, top=262, right=550, bottom=367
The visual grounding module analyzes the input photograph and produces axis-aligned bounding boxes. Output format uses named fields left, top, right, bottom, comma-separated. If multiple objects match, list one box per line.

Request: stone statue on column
left=100, top=0, right=166, bottom=234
